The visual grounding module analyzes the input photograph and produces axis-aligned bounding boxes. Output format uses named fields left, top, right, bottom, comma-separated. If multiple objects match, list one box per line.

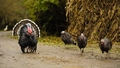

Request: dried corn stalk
left=66, top=0, right=120, bottom=42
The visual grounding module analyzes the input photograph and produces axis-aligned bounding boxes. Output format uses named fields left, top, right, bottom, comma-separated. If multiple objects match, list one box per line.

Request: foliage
left=24, top=0, right=59, bottom=20
left=0, top=0, right=28, bottom=29
left=0, top=0, right=67, bottom=36
left=24, top=0, right=68, bottom=36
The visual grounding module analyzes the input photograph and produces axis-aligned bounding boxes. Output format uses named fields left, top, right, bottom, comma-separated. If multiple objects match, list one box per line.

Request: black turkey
left=61, top=31, right=76, bottom=45
left=77, top=33, right=87, bottom=53
left=18, top=23, right=38, bottom=53
left=99, top=38, right=112, bottom=53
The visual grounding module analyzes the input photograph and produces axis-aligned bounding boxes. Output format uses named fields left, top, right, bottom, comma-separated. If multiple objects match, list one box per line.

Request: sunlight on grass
left=38, top=36, right=78, bottom=50
left=38, top=36, right=64, bottom=46
left=38, top=36, right=120, bottom=53
left=11, top=35, right=120, bottom=53
left=11, top=36, right=19, bottom=39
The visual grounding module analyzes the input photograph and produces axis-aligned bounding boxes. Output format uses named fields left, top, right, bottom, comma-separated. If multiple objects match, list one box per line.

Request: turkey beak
left=101, top=42, right=104, bottom=44
left=81, top=36, right=84, bottom=40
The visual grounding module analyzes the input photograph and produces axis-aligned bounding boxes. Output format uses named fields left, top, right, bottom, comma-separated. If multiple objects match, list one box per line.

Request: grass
left=38, top=36, right=120, bottom=53
left=11, top=35, right=120, bottom=53
left=12, top=36, right=65, bottom=46
left=11, top=36, right=19, bottom=39
left=38, top=36, right=64, bottom=46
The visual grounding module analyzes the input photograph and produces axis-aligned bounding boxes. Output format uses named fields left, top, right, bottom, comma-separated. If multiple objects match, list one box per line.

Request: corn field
left=66, top=0, right=120, bottom=42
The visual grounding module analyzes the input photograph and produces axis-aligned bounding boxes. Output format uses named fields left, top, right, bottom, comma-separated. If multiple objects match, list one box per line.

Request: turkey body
left=61, top=31, right=76, bottom=45
left=99, top=38, right=112, bottom=53
left=18, top=23, right=38, bottom=53
left=77, top=33, right=87, bottom=53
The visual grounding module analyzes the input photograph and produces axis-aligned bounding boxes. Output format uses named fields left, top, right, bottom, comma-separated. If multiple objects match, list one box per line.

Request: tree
left=24, top=0, right=68, bottom=36
left=0, top=0, right=28, bottom=29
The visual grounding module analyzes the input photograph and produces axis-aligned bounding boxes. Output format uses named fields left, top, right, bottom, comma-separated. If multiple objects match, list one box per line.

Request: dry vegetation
left=66, top=0, right=120, bottom=42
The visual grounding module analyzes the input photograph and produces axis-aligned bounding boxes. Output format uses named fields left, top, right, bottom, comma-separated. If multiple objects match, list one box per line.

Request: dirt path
left=0, top=31, right=120, bottom=68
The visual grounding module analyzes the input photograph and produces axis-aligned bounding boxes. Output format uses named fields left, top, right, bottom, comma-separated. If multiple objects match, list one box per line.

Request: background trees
left=0, top=0, right=119, bottom=42
left=0, top=0, right=68, bottom=36
left=0, top=0, right=27, bottom=29
left=24, top=0, right=68, bottom=36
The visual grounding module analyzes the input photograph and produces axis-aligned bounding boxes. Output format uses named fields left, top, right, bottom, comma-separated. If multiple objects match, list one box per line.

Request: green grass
left=12, top=36, right=65, bottom=46
left=11, top=36, right=19, bottom=39
left=38, top=36, right=64, bottom=46
left=11, top=35, right=120, bottom=53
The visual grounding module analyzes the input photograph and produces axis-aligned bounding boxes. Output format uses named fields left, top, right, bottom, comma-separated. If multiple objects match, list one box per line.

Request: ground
left=0, top=31, right=120, bottom=68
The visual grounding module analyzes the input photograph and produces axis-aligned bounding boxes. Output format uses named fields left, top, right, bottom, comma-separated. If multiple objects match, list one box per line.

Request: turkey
left=99, top=38, right=112, bottom=53
left=61, top=31, right=76, bottom=45
left=18, top=23, right=38, bottom=53
left=77, top=33, right=87, bottom=53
